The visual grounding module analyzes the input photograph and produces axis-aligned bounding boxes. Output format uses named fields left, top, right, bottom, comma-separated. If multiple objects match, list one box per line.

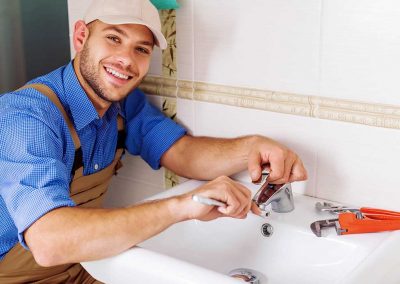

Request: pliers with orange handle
left=310, top=203, right=400, bottom=237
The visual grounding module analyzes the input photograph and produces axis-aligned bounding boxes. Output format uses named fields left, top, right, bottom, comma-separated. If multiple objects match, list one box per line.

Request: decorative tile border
left=160, top=10, right=179, bottom=189
left=140, top=76, right=400, bottom=130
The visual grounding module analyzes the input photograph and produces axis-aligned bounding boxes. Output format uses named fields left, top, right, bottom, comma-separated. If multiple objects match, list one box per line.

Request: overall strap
left=17, top=83, right=81, bottom=150
left=17, top=83, right=125, bottom=175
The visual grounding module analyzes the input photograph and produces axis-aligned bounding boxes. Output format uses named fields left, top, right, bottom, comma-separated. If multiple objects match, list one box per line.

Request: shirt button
left=94, top=164, right=99, bottom=170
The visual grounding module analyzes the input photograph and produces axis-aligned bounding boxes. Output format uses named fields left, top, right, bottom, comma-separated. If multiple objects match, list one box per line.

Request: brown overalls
left=0, top=84, right=125, bottom=283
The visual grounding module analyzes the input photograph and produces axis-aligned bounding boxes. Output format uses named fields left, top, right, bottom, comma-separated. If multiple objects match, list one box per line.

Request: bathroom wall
left=19, top=0, right=70, bottom=82
left=68, top=0, right=400, bottom=210
left=0, top=0, right=26, bottom=93
left=0, top=0, right=70, bottom=93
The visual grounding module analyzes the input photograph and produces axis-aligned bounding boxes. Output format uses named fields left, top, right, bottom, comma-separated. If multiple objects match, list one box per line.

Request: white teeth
left=105, top=67, right=129, bottom=80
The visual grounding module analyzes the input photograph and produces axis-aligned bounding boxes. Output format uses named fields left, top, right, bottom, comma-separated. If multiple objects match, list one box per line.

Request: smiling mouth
left=104, top=67, right=133, bottom=81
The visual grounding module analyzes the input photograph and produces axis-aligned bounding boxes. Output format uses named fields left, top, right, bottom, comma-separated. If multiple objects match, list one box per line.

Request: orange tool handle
left=360, top=207, right=400, bottom=217
left=338, top=213, right=400, bottom=235
left=363, top=214, right=400, bottom=221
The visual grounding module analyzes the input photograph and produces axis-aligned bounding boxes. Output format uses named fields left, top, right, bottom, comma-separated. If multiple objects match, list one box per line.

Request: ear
left=73, top=20, right=90, bottom=53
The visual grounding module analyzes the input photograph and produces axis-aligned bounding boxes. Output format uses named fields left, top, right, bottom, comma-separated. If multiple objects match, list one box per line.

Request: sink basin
left=82, top=180, right=400, bottom=284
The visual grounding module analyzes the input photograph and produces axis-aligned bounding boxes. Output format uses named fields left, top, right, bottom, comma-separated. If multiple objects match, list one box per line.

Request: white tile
left=320, top=0, right=400, bottom=105
left=176, top=0, right=194, bottom=81
left=176, top=98, right=196, bottom=134
left=313, top=119, right=400, bottom=209
left=104, top=175, right=164, bottom=208
left=117, top=155, right=165, bottom=187
left=192, top=0, right=321, bottom=95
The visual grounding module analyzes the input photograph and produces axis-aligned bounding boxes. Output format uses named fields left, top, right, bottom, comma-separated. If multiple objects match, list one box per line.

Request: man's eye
left=106, top=35, right=120, bottom=43
left=136, top=47, right=150, bottom=55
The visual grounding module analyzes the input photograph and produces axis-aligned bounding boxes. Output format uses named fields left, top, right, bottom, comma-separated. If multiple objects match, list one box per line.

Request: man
left=0, top=0, right=307, bottom=282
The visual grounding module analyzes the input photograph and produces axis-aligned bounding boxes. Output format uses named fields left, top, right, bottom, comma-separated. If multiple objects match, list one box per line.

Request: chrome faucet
left=252, top=170, right=294, bottom=213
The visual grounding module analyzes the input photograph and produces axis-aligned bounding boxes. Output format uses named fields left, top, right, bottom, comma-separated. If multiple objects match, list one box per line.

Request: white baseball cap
left=84, top=0, right=167, bottom=49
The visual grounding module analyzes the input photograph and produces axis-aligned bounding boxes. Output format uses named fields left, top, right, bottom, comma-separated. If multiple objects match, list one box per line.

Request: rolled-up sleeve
left=0, top=109, right=75, bottom=249
left=123, top=89, right=186, bottom=169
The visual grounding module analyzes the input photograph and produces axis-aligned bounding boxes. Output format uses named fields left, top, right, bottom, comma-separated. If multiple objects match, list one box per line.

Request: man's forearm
left=160, top=135, right=256, bottom=180
left=161, top=134, right=306, bottom=184
left=25, top=197, right=184, bottom=267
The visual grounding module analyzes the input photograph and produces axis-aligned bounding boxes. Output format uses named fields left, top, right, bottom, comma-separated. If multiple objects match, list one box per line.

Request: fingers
left=269, top=154, right=307, bottom=184
left=234, top=183, right=252, bottom=218
left=267, top=149, right=286, bottom=183
left=247, top=137, right=308, bottom=184
left=289, top=158, right=308, bottom=182
left=193, top=176, right=253, bottom=220
left=270, top=153, right=307, bottom=184
left=251, top=201, right=262, bottom=216
left=269, top=151, right=298, bottom=184
left=217, top=178, right=252, bottom=218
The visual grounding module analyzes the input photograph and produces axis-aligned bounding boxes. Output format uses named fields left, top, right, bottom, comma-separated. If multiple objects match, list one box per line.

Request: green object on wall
left=150, top=0, right=179, bottom=10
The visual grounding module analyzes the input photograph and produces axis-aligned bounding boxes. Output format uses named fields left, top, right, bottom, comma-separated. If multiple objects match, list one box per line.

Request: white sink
left=82, top=180, right=400, bottom=284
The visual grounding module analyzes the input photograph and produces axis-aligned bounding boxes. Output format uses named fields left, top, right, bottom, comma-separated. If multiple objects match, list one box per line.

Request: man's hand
left=247, top=135, right=307, bottom=184
left=178, top=176, right=261, bottom=221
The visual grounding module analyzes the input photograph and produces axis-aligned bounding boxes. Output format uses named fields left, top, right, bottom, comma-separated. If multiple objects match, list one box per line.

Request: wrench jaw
left=315, top=202, right=365, bottom=219
left=315, top=201, right=360, bottom=214
left=312, top=202, right=353, bottom=237
left=310, top=219, right=347, bottom=237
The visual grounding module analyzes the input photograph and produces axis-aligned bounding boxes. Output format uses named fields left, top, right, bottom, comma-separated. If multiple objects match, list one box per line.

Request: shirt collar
left=62, top=62, right=121, bottom=130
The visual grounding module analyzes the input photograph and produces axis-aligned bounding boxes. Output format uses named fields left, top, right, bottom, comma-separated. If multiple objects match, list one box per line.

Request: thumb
left=248, top=151, right=262, bottom=182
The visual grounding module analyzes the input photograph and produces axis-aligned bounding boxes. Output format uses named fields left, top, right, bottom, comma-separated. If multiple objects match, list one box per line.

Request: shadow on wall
left=0, top=0, right=70, bottom=93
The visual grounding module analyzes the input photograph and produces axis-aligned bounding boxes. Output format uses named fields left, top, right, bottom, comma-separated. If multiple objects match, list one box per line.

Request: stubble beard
left=79, top=44, right=116, bottom=103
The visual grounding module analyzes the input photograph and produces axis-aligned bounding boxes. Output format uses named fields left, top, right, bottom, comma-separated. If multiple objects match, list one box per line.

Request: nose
left=114, top=47, right=135, bottom=70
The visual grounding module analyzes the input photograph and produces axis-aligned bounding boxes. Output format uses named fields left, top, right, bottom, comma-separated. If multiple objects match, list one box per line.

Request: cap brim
left=89, top=15, right=167, bottom=49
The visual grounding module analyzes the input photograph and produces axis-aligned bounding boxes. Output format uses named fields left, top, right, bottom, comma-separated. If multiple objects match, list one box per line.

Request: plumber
left=0, top=0, right=307, bottom=282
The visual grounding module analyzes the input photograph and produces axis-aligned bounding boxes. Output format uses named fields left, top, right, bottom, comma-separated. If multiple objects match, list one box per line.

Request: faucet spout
left=252, top=170, right=295, bottom=213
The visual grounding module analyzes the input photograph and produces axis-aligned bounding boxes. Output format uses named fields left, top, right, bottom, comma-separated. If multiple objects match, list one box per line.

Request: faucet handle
left=252, top=168, right=273, bottom=207
left=252, top=169, right=269, bottom=185
left=252, top=167, right=295, bottom=213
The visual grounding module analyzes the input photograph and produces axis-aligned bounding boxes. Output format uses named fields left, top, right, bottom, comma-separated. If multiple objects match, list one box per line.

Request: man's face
left=79, top=21, right=154, bottom=103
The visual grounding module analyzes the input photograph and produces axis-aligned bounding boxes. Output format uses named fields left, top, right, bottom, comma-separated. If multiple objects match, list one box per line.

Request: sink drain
left=228, top=268, right=261, bottom=283
left=261, top=223, right=273, bottom=237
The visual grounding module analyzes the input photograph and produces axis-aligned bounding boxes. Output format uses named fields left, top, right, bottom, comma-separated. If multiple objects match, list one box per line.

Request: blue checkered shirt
left=0, top=62, right=186, bottom=260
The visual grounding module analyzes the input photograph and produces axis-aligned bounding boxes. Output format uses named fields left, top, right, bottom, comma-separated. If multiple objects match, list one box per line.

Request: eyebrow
left=102, top=26, right=154, bottom=47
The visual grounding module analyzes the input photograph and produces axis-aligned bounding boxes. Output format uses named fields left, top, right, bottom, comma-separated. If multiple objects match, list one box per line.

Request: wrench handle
left=339, top=213, right=400, bottom=235
left=360, top=207, right=400, bottom=217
